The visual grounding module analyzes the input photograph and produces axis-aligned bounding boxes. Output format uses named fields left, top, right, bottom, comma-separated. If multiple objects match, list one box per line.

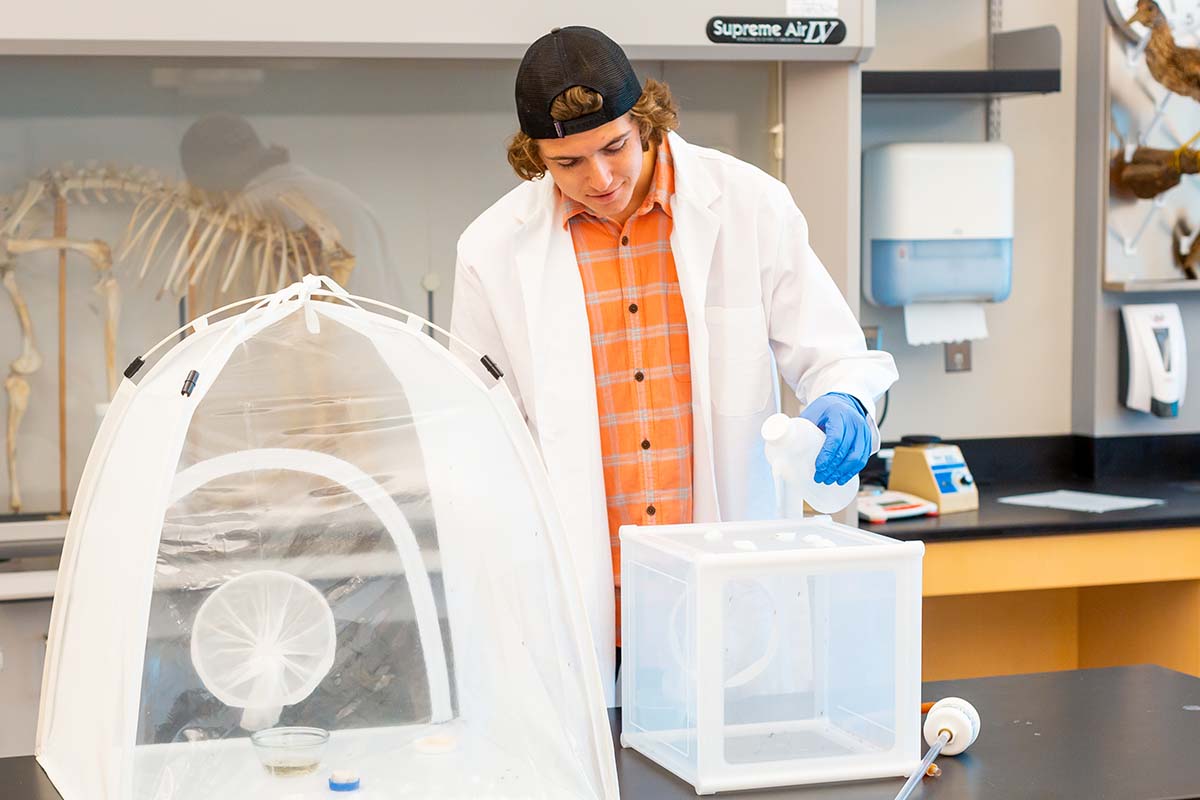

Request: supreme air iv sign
left=706, top=17, right=847, bottom=45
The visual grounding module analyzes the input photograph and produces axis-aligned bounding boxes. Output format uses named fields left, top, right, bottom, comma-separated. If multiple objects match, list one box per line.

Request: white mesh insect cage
left=35, top=276, right=619, bottom=800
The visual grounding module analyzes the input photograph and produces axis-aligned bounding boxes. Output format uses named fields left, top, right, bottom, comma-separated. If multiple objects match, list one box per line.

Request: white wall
left=870, top=0, right=988, bottom=71
left=860, top=0, right=1078, bottom=440
left=0, top=56, right=773, bottom=514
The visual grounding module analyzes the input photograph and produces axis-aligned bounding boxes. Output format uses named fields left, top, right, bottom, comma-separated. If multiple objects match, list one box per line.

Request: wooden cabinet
left=922, top=528, right=1200, bottom=680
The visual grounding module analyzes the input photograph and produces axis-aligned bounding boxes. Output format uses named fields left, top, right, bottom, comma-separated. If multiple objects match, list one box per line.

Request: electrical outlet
left=863, top=326, right=880, bottom=350
left=944, top=341, right=972, bottom=372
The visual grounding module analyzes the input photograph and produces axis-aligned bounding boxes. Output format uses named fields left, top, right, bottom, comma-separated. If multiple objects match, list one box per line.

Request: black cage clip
left=480, top=355, right=504, bottom=381
left=181, top=370, right=200, bottom=397
left=124, top=356, right=145, bottom=380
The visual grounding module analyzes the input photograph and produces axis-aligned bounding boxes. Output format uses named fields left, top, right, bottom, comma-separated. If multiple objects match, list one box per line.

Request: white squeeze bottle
left=761, top=413, right=859, bottom=516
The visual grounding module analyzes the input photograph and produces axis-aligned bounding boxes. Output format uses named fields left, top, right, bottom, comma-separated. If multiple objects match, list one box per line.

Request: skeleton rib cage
left=0, top=162, right=357, bottom=514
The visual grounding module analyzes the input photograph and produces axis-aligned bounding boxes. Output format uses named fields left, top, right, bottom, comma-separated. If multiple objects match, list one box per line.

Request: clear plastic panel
left=130, top=307, right=604, bottom=799
left=624, top=543, right=695, bottom=769
left=826, top=570, right=896, bottom=754
left=721, top=569, right=895, bottom=765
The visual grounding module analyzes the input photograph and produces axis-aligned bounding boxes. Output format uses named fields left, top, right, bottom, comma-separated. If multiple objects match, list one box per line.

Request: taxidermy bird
left=1110, top=143, right=1200, bottom=199
left=1130, top=0, right=1200, bottom=102
left=1172, top=214, right=1200, bottom=279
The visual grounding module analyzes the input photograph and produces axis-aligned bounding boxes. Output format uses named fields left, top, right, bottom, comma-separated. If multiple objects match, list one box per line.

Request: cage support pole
left=55, top=194, right=68, bottom=516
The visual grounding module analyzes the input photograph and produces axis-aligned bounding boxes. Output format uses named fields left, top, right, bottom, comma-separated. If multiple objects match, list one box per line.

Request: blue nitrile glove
left=799, top=392, right=872, bottom=486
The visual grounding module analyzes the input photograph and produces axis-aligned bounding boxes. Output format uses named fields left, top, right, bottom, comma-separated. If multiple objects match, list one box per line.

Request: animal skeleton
left=0, top=163, right=357, bottom=513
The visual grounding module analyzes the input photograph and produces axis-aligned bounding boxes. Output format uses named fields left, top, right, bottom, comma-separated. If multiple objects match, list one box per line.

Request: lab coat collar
left=666, top=131, right=720, bottom=208
left=512, top=172, right=558, bottom=227
left=665, top=131, right=722, bottom=305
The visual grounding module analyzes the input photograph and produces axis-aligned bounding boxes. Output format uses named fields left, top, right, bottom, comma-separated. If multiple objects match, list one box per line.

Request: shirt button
left=641, top=439, right=651, bottom=450
left=634, top=370, right=645, bottom=382
left=621, top=235, right=629, bottom=246
left=629, top=303, right=639, bottom=314
left=646, top=505, right=657, bottom=516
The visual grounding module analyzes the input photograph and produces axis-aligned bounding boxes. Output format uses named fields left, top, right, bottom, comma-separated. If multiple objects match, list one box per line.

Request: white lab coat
left=450, top=131, right=898, bottom=705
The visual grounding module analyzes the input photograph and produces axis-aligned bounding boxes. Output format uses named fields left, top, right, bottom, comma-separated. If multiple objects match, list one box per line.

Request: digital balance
left=857, top=489, right=939, bottom=524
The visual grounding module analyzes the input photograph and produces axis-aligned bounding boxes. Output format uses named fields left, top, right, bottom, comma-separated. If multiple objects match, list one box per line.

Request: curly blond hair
left=506, top=78, right=680, bottom=181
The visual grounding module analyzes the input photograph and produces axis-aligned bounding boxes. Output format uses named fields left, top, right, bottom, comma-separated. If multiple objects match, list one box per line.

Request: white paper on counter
left=997, top=490, right=1165, bottom=514
left=904, top=302, right=989, bottom=346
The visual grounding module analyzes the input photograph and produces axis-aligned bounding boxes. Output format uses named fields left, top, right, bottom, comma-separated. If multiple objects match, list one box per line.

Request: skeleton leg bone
left=93, top=274, right=120, bottom=397
left=6, top=237, right=119, bottom=397
left=4, top=375, right=29, bottom=513
left=2, top=266, right=43, bottom=377
left=1, top=264, right=41, bottom=514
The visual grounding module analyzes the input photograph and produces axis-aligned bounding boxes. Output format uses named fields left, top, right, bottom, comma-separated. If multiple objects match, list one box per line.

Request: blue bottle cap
left=329, top=771, right=360, bottom=792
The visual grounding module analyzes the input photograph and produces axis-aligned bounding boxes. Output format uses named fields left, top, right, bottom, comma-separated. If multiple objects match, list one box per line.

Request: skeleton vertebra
left=0, top=163, right=357, bottom=513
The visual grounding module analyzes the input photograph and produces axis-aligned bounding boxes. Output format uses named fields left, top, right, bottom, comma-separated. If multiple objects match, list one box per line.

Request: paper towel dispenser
left=862, top=143, right=1014, bottom=307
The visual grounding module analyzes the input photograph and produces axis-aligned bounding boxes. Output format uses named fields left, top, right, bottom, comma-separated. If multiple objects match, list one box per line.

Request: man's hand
left=799, top=392, right=871, bottom=486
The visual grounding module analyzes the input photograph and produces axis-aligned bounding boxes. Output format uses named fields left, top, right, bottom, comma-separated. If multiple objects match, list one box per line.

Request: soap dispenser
left=1119, top=303, right=1187, bottom=418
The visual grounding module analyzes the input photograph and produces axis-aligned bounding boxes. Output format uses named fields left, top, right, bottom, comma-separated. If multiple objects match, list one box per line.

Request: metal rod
left=986, top=0, right=1002, bottom=141
left=893, top=730, right=950, bottom=800
left=55, top=194, right=67, bottom=517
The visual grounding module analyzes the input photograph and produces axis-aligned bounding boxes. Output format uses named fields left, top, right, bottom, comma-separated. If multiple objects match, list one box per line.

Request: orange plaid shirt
left=563, top=137, right=694, bottom=640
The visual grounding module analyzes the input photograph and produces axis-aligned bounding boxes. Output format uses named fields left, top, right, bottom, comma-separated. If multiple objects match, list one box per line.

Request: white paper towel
left=904, top=302, right=989, bottom=346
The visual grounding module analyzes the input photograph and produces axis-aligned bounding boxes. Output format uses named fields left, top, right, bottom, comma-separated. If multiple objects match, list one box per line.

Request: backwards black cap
left=515, top=26, right=642, bottom=140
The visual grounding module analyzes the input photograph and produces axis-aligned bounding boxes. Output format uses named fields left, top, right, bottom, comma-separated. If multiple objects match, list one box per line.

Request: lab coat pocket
left=707, top=305, right=772, bottom=417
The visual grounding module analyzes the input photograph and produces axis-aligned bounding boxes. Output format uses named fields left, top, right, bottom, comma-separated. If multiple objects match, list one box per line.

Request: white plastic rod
left=893, top=730, right=949, bottom=800
left=133, top=278, right=488, bottom=379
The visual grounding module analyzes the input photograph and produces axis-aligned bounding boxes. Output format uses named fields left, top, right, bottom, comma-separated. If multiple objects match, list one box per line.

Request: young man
left=451, top=27, right=897, bottom=703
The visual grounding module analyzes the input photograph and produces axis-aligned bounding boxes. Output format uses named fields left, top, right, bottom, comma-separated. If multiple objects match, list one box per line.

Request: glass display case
left=0, top=55, right=775, bottom=520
